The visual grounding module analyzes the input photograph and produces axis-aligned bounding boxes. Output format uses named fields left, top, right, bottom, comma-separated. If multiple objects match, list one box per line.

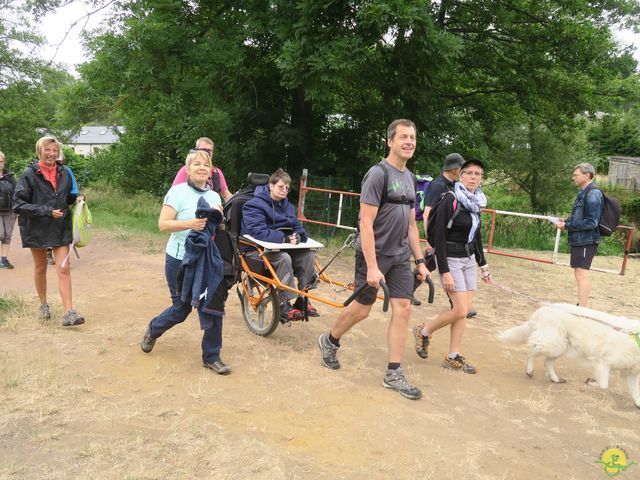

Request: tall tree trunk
left=289, top=86, right=313, bottom=175
left=528, top=123, right=539, bottom=211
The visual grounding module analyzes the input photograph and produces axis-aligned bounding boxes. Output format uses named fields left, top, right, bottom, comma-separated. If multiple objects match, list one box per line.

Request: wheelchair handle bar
left=426, top=276, right=435, bottom=304
left=343, top=280, right=390, bottom=312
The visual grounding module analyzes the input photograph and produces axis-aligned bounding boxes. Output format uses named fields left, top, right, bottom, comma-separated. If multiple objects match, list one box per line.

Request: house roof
left=68, top=126, right=124, bottom=145
left=608, top=156, right=640, bottom=165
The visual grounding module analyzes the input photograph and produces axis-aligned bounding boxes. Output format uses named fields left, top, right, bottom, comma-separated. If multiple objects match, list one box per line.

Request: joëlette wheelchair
left=220, top=173, right=434, bottom=337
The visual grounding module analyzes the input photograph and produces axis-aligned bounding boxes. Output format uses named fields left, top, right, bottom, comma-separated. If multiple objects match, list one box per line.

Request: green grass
left=0, top=292, right=28, bottom=326
left=85, top=182, right=164, bottom=237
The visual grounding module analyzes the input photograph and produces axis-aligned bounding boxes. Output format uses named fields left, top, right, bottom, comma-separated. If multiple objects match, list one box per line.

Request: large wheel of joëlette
left=238, top=272, right=280, bottom=336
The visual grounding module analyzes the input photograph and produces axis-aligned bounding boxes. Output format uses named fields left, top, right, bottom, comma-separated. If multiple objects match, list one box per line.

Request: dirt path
left=1, top=230, right=639, bottom=479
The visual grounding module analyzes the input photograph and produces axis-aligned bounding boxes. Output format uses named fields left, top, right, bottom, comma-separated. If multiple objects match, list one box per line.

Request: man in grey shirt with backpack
left=317, top=119, right=429, bottom=400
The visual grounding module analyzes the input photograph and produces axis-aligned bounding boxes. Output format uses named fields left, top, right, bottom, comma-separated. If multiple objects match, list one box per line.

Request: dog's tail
left=498, top=321, right=534, bottom=344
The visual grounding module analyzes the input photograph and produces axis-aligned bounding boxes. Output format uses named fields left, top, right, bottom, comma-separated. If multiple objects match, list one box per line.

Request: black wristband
left=415, top=258, right=426, bottom=266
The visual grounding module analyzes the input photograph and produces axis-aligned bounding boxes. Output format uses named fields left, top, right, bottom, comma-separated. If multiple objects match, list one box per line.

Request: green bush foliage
left=85, top=182, right=163, bottom=236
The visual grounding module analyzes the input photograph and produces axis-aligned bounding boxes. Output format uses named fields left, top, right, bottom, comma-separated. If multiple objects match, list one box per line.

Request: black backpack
left=0, top=177, right=14, bottom=212
left=586, top=188, right=622, bottom=237
left=215, top=173, right=269, bottom=281
left=425, top=191, right=461, bottom=246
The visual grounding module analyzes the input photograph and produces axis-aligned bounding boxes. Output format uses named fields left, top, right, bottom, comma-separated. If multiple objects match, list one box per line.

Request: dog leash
left=488, top=278, right=551, bottom=306
left=555, top=306, right=640, bottom=347
left=490, top=278, right=640, bottom=348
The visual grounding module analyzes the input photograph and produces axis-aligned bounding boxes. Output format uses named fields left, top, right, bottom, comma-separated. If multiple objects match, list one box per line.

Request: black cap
left=443, top=153, right=465, bottom=171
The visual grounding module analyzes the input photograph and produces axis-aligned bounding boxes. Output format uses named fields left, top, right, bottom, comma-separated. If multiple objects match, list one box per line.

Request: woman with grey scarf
left=413, top=159, right=490, bottom=374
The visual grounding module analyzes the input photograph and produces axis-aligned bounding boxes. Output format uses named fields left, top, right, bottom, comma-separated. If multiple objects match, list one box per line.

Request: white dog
left=499, top=303, right=640, bottom=409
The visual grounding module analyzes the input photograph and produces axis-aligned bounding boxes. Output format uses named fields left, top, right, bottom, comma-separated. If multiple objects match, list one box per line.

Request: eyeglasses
left=273, top=183, right=290, bottom=191
left=461, top=171, right=483, bottom=177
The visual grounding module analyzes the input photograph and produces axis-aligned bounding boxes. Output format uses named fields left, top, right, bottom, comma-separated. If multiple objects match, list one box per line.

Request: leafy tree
left=0, top=0, right=80, bottom=168
left=588, top=110, right=640, bottom=170
left=65, top=0, right=640, bottom=201
left=488, top=122, right=598, bottom=213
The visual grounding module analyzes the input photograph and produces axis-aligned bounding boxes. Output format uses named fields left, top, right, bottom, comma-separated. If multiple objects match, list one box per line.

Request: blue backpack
left=415, top=174, right=433, bottom=221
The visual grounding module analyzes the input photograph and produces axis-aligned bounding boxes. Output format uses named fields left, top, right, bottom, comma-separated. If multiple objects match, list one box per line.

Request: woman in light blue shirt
left=140, top=149, right=232, bottom=375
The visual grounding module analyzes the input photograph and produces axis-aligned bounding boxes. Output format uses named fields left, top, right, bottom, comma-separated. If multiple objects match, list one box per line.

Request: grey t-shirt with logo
left=356, top=159, right=416, bottom=256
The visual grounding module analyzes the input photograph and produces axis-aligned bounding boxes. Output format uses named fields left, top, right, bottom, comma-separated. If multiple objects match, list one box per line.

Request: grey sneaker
left=39, top=303, right=51, bottom=321
left=62, top=309, right=85, bottom=326
left=1, top=259, right=14, bottom=269
left=318, top=333, right=340, bottom=370
left=203, top=360, right=231, bottom=375
left=466, top=309, right=477, bottom=319
left=140, top=327, right=156, bottom=353
left=383, top=367, right=422, bottom=400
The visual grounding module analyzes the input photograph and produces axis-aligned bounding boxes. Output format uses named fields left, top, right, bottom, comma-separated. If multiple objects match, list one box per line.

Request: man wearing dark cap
left=423, top=153, right=465, bottom=226
left=411, top=153, right=476, bottom=318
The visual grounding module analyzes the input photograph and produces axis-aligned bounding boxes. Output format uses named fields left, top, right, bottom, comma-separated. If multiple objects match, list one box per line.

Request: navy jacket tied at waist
left=177, top=197, right=224, bottom=327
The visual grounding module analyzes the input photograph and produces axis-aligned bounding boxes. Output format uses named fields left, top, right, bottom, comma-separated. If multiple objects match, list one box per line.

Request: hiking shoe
left=409, top=295, right=422, bottom=306
left=203, top=360, right=231, bottom=375
left=140, top=327, right=156, bottom=353
left=280, top=302, right=305, bottom=323
left=62, top=309, right=85, bottom=326
left=318, top=333, right=340, bottom=370
left=1, top=259, right=14, bottom=269
left=413, top=324, right=430, bottom=359
left=382, top=367, right=422, bottom=400
left=466, top=309, right=477, bottom=319
left=47, top=249, right=55, bottom=265
left=442, top=354, right=477, bottom=374
left=293, top=297, right=320, bottom=317
left=39, top=303, right=51, bottom=321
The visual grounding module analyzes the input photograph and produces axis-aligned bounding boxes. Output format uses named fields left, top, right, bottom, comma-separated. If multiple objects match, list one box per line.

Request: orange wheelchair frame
left=235, top=235, right=434, bottom=337
left=225, top=172, right=433, bottom=337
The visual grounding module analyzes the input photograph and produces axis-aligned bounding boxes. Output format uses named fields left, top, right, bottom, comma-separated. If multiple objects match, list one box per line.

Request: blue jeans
left=148, top=254, right=229, bottom=364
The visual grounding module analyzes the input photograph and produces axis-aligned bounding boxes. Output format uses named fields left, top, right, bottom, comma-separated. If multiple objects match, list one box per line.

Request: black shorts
left=353, top=250, right=413, bottom=305
left=570, top=244, right=598, bottom=270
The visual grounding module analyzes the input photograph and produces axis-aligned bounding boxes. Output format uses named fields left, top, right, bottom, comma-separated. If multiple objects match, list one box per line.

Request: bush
left=85, top=182, right=163, bottom=235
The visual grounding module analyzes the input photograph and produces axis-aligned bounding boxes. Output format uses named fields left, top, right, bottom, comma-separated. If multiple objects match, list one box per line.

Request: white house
left=68, top=126, right=124, bottom=155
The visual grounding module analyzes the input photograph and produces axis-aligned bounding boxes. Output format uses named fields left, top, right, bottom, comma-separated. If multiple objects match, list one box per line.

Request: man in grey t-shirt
left=317, top=119, right=430, bottom=400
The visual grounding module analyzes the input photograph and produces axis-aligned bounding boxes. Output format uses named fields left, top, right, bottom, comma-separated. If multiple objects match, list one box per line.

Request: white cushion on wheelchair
left=242, top=235, right=324, bottom=251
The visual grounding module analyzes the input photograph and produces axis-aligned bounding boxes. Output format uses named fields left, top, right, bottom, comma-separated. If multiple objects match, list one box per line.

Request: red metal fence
left=297, top=170, right=635, bottom=275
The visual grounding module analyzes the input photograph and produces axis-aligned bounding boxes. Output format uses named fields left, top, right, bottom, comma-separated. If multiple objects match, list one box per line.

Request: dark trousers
left=148, top=254, right=231, bottom=364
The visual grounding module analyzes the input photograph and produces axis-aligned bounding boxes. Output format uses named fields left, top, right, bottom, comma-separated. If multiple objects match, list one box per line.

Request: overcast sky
left=38, top=5, right=640, bottom=74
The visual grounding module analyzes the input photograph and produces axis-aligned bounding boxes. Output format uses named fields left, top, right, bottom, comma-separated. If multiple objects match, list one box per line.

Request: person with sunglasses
left=240, top=168, right=319, bottom=322
left=172, top=137, right=232, bottom=203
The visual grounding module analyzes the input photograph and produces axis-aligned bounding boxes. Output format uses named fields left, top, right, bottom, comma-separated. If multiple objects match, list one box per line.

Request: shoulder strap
left=444, top=192, right=460, bottom=229
left=583, top=184, right=604, bottom=211
left=373, top=161, right=389, bottom=206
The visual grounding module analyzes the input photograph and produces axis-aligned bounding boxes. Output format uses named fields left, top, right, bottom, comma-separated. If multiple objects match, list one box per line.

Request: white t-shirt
left=163, top=183, right=221, bottom=260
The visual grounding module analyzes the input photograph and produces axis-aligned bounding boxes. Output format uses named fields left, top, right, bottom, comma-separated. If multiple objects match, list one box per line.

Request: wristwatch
left=415, top=258, right=426, bottom=265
